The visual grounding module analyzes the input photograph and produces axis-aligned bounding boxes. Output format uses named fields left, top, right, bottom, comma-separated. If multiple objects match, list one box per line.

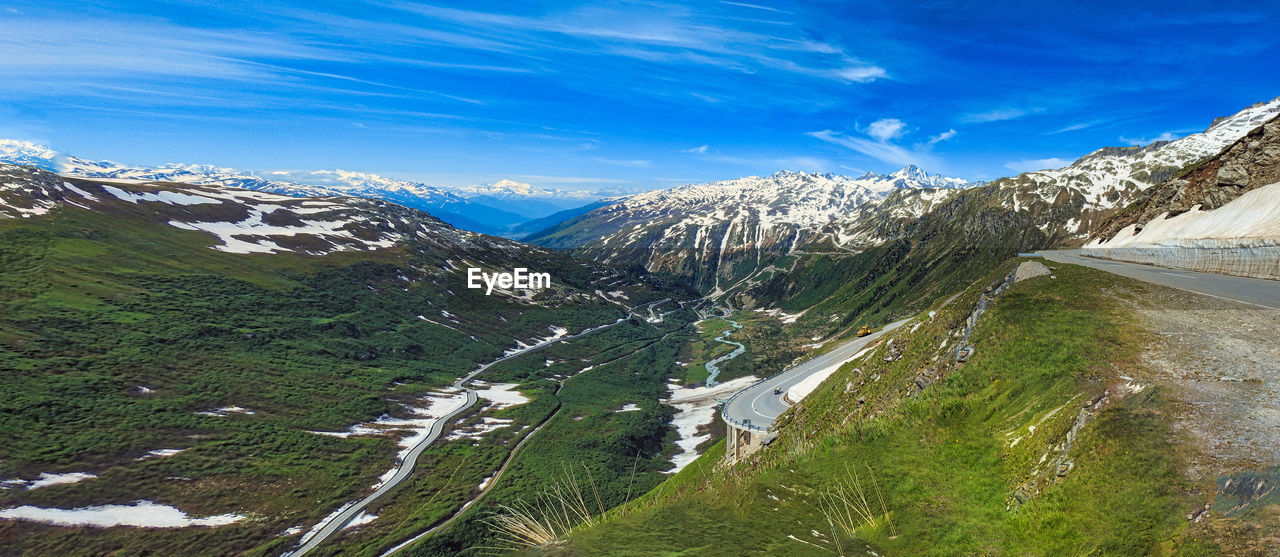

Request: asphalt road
left=723, top=318, right=911, bottom=430
left=287, top=300, right=670, bottom=556
left=287, top=390, right=478, bottom=557
left=1040, top=250, right=1279, bottom=310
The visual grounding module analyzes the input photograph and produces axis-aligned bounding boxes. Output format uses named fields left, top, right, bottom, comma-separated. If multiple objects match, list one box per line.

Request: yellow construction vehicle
left=856, top=325, right=872, bottom=337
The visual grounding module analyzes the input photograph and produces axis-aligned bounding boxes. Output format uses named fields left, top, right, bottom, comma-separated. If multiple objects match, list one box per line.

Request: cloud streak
left=807, top=129, right=940, bottom=169
left=961, top=107, right=1043, bottom=123
left=1003, top=157, right=1071, bottom=173
left=1118, top=130, right=1189, bottom=145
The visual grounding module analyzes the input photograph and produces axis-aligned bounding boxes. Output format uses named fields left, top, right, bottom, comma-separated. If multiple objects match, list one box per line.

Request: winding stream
left=703, top=312, right=745, bottom=388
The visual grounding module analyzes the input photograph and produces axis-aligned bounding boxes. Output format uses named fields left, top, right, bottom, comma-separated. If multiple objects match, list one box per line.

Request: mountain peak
left=490, top=179, right=534, bottom=194
left=891, top=164, right=925, bottom=178
left=0, top=140, right=59, bottom=171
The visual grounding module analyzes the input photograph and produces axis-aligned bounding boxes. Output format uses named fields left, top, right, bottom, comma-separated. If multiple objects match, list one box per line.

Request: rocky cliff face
left=1092, top=113, right=1280, bottom=242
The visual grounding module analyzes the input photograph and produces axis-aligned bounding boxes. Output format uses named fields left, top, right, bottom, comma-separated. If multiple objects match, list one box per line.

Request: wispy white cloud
left=832, top=65, right=888, bottom=83
left=807, top=129, right=940, bottom=169
left=1118, top=130, right=1188, bottom=145
left=1003, top=157, right=1071, bottom=173
left=962, top=107, right=1043, bottom=123
left=866, top=118, right=907, bottom=142
left=683, top=145, right=831, bottom=171
left=377, top=1, right=888, bottom=89
left=719, top=1, right=794, bottom=14
left=773, top=156, right=829, bottom=171
left=594, top=157, right=652, bottom=167
left=928, top=128, right=957, bottom=144
left=1047, top=120, right=1102, bottom=134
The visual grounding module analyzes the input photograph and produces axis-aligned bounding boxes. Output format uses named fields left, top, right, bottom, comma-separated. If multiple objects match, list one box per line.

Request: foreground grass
left=557, top=261, right=1209, bottom=555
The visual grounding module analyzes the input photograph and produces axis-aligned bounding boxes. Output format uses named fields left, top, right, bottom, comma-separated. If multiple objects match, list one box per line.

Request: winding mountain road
left=1040, top=250, right=1279, bottom=310
left=722, top=318, right=911, bottom=431
left=287, top=300, right=670, bottom=556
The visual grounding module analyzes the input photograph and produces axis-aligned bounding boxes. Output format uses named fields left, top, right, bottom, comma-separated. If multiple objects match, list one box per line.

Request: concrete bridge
left=720, top=320, right=909, bottom=461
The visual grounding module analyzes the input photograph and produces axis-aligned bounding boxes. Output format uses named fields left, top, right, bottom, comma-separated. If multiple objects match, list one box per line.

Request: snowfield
left=663, top=375, right=760, bottom=474
left=1, top=472, right=97, bottom=490
left=472, top=382, right=530, bottom=409
left=1084, top=181, right=1280, bottom=279
left=0, top=501, right=244, bottom=528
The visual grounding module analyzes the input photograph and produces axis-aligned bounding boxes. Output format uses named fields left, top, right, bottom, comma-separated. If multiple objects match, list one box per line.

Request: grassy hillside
left=548, top=261, right=1225, bottom=556
left=0, top=202, right=691, bottom=556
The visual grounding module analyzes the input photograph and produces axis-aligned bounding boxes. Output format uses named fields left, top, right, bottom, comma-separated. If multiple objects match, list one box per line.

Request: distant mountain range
left=527, top=165, right=984, bottom=293
left=0, top=142, right=605, bottom=237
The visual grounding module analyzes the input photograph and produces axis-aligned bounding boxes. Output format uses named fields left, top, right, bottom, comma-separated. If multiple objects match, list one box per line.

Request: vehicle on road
left=773, top=387, right=782, bottom=395
left=856, top=325, right=872, bottom=337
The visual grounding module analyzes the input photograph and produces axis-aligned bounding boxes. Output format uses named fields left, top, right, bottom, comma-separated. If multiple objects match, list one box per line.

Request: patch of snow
left=168, top=208, right=398, bottom=255
left=502, top=326, right=569, bottom=357
left=663, top=375, right=759, bottom=473
left=310, top=391, right=470, bottom=461
left=62, top=182, right=99, bottom=201
left=2, top=472, right=98, bottom=490
left=445, top=417, right=514, bottom=441
left=1085, top=182, right=1280, bottom=279
left=0, top=500, right=244, bottom=528
left=474, top=383, right=529, bottom=410
left=340, top=511, right=377, bottom=531
left=101, top=185, right=219, bottom=205
left=616, top=403, right=641, bottom=413
left=137, top=449, right=185, bottom=460
left=197, top=406, right=255, bottom=417
left=299, top=503, right=353, bottom=544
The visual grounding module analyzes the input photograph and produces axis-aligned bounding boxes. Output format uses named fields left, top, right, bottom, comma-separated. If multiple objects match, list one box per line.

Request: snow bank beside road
left=784, top=346, right=874, bottom=404
left=1084, top=182, right=1280, bottom=279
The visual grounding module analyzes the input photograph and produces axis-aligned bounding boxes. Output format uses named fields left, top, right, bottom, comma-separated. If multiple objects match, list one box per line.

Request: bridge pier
left=724, top=422, right=770, bottom=462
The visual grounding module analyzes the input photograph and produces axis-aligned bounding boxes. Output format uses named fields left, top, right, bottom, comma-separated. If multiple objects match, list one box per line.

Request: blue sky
left=2, top=1, right=1277, bottom=190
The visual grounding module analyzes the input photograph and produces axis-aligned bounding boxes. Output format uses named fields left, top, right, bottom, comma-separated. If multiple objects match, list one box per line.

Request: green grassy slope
left=0, top=201, right=688, bottom=556
left=554, top=261, right=1217, bottom=556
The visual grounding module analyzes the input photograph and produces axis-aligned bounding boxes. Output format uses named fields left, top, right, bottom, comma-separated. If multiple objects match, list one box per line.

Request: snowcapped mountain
left=453, top=179, right=596, bottom=201
left=968, top=96, right=1280, bottom=239
left=0, top=142, right=550, bottom=236
left=0, top=162, right=645, bottom=307
left=451, top=179, right=610, bottom=221
left=0, top=162, right=458, bottom=255
left=526, top=166, right=982, bottom=293
left=726, top=96, right=1280, bottom=320
left=0, top=161, right=686, bottom=368
left=1089, top=107, right=1280, bottom=251
left=0, top=140, right=60, bottom=170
